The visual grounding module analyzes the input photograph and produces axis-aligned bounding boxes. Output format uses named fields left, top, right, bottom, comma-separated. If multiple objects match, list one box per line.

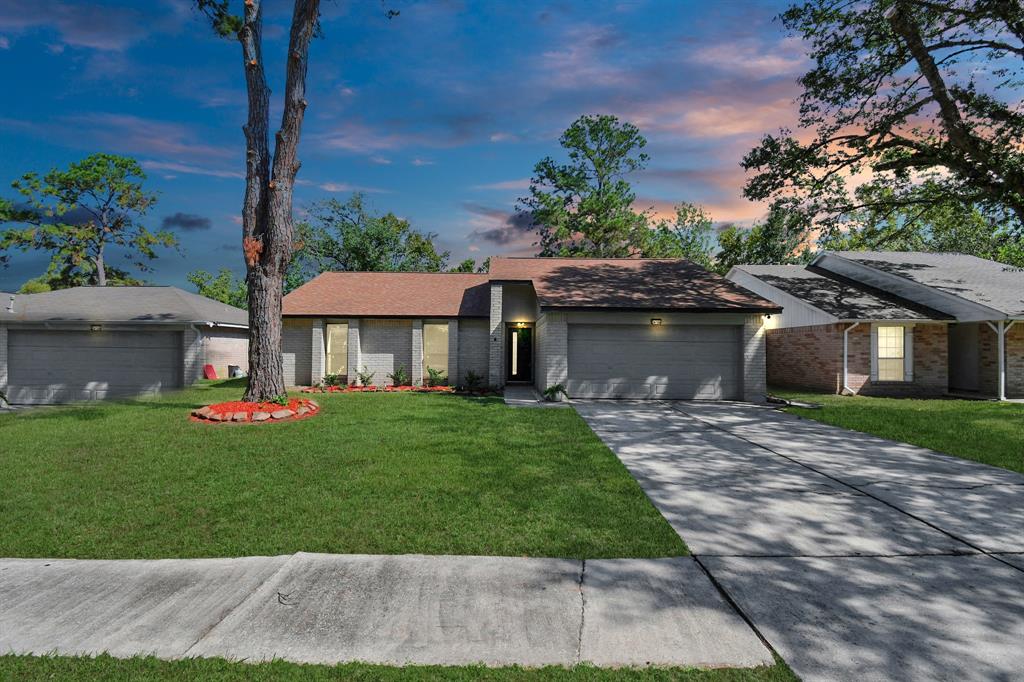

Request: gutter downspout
left=842, top=322, right=861, bottom=395
left=985, top=320, right=1017, bottom=401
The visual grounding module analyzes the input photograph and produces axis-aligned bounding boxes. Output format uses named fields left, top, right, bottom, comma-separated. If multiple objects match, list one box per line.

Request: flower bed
left=190, top=397, right=320, bottom=424
left=300, top=385, right=455, bottom=394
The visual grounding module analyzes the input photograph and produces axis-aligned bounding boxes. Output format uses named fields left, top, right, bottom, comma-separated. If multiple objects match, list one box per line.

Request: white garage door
left=566, top=324, right=741, bottom=399
left=7, top=329, right=182, bottom=404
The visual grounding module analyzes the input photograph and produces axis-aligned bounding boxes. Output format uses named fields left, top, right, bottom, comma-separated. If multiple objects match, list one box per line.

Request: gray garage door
left=566, top=324, right=741, bottom=399
left=7, top=329, right=182, bottom=404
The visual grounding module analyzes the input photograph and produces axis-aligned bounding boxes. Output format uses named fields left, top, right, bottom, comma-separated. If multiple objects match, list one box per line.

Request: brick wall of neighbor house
left=360, top=319, right=413, bottom=385
left=0, top=325, right=8, bottom=396
left=742, top=315, right=767, bottom=402
left=458, top=319, right=489, bottom=386
left=283, top=318, right=313, bottom=387
left=767, top=322, right=948, bottom=396
left=204, top=329, right=248, bottom=379
left=182, top=327, right=204, bottom=385
left=766, top=324, right=843, bottom=393
left=979, top=322, right=1024, bottom=397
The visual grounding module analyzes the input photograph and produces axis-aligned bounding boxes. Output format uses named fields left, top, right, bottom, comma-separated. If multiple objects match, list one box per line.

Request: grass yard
left=772, top=389, right=1024, bottom=474
left=0, top=379, right=685, bottom=560
left=0, top=654, right=797, bottom=681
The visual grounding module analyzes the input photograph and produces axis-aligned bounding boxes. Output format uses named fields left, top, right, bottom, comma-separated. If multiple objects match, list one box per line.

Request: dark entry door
left=506, top=326, right=533, bottom=382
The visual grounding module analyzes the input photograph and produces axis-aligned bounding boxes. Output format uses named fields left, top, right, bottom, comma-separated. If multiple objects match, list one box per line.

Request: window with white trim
left=423, top=322, right=449, bottom=379
left=325, top=323, right=348, bottom=377
left=876, top=325, right=907, bottom=382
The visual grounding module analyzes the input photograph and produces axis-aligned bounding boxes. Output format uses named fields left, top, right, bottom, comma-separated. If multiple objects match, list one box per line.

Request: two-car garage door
left=566, top=323, right=741, bottom=400
left=6, top=330, right=182, bottom=404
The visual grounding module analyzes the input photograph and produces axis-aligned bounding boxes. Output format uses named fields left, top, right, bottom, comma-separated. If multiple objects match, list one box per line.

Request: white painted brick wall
left=488, top=284, right=504, bottom=385
left=458, top=319, right=489, bottom=386
left=742, top=314, right=767, bottom=402
left=282, top=318, right=313, bottom=387
left=182, top=327, right=203, bottom=386
left=204, top=330, right=248, bottom=378
left=347, top=319, right=361, bottom=385
left=447, top=319, right=459, bottom=387
left=311, top=320, right=325, bottom=384
left=0, top=325, right=8, bottom=396
left=411, top=319, right=424, bottom=385
left=360, top=319, right=413, bottom=385
left=538, top=312, right=567, bottom=393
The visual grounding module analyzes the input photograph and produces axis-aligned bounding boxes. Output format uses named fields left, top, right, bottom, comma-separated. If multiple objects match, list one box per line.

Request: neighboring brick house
left=0, top=286, right=248, bottom=404
left=281, top=257, right=781, bottom=401
left=727, top=252, right=1024, bottom=400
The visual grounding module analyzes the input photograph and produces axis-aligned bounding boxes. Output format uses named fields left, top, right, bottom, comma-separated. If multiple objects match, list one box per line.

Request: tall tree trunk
left=237, top=0, right=320, bottom=402
left=95, top=240, right=106, bottom=286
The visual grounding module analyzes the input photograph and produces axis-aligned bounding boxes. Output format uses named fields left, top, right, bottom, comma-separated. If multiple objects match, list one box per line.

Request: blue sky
left=0, top=0, right=805, bottom=290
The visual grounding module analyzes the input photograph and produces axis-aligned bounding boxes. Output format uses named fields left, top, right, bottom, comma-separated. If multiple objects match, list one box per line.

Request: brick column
left=488, top=284, right=504, bottom=386
left=311, top=320, right=325, bottom=384
left=412, top=319, right=424, bottom=386
left=742, top=314, right=767, bottom=402
left=447, top=319, right=459, bottom=386
left=347, top=319, right=361, bottom=385
left=0, top=325, right=8, bottom=400
left=542, top=312, right=568, bottom=393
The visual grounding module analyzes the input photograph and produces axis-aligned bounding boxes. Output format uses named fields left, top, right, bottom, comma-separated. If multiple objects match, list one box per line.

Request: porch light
left=650, top=318, right=662, bottom=326
left=90, top=324, right=103, bottom=332
left=514, top=322, right=528, bottom=328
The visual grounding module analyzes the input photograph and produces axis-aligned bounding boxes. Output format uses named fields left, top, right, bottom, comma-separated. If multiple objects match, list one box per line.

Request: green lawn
left=0, top=654, right=797, bottom=681
left=0, top=380, right=685, bottom=559
left=772, top=389, right=1024, bottom=474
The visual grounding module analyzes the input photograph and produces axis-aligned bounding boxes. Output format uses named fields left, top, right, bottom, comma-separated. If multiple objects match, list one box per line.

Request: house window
left=325, top=323, right=348, bottom=377
left=876, top=325, right=906, bottom=381
left=423, top=323, right=449, bottom=380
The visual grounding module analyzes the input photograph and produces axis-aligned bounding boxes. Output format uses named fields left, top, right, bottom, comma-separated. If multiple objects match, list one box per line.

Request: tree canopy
left=519, top=114, right=650, bottom=257
left=640, top=202, right=717, bottom=268
left=0, top=153, right=176, bottom=288
left=298, top=193, right=450, bottom=273
left=743, top=0, right=1024, bottom=244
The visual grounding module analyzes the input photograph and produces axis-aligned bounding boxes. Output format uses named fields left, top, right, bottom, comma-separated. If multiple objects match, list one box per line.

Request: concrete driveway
left=574, top=400, right=1024, bottom=682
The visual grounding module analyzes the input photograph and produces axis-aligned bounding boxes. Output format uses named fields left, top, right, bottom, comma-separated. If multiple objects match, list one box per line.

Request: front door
left=506, top=326, right=533, bottom=382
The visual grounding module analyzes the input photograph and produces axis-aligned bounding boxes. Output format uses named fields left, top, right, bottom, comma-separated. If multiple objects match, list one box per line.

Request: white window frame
left=870, top=323, right=914, bottom=383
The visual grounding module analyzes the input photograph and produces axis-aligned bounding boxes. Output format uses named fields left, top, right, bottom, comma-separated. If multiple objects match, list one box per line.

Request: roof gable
left=283, top=272, right=491, bottom=317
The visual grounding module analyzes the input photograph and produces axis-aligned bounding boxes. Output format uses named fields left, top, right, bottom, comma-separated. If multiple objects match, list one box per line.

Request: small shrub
left=356, top=366, right=376, bottom=387
left=425, top=366, right=448, bottom=387
left=387, top=364, right=411, bottom=387
left=322, top=373, right=346, bottom=387
left=543, top=383, right=568, bottom=402
left=464, top=370, right=483, bottom=392
left=271, top=394, right=290, bottom=406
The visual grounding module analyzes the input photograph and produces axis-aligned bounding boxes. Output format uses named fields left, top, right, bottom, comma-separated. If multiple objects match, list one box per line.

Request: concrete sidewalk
left=0, top=552, right=772, bottom=669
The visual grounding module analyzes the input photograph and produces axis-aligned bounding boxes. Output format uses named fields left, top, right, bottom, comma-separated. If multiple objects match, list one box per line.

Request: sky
left=0, top=0, right=806, bottom=291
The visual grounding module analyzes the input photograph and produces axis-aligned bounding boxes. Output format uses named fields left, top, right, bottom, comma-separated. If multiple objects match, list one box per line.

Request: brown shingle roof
left=489, top=257, right=781, bottom=312
left=282, top=272, right=491, bottom=317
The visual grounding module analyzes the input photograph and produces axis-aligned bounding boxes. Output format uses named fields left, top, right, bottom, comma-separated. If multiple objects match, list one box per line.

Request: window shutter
left=870, top=325, right=879, bottom=382
left=904, top=326, right=914, bottom=382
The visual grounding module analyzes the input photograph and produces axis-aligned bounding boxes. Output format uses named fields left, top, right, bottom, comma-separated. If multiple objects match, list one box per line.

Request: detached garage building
left=0, top=286, right=248, bottom=404
left=282, top=257, right=779, bottom=401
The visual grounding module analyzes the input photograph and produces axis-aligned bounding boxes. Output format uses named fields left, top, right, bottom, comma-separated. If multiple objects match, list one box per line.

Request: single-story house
left=281, top=257, right=781, bottom=401
left=727, top=251, right=1024, bottom=400
left=0, top=286, right=248, bottom=404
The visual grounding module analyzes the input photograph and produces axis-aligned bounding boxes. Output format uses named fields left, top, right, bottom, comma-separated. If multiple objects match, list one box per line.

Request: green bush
left=356, top=366, right=376, bottom=387
left=425, top=367, right=447, bottom=387
left=387, top=365, right=411, bottom=387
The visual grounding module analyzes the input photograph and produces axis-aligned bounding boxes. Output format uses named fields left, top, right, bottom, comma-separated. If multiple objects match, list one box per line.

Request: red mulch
left=190, top=397, right=320, bottom=424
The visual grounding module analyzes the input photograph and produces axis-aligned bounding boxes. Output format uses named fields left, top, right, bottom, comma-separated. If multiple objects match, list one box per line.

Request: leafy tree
left=0, top=154, right=175, bottom=287
left=715, top=206, right=813, bottom=274
left=476, top=256, right=491, bottom=273
left=743, top=0, right=1024, bottom=242
left=450, top=258, right=476, bottom=273
left=519, top=115, right=650, bottom=257
left=187, top=268, right=249, bottom=309
left=196, top=0, right=330, bottom=401
left=299, top=194, right=449, bottom=272
left=640, top=202, right=716, bottom=267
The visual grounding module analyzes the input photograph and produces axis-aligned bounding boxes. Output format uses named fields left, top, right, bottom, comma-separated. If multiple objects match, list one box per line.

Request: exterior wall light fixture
left=90, top=324, right=103, bottom=332
left=650, top=318, right=662, bottom=326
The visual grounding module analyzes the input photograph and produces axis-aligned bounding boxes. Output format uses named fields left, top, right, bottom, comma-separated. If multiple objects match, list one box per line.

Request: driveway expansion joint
left=574, top=559, right=586, bottom=665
